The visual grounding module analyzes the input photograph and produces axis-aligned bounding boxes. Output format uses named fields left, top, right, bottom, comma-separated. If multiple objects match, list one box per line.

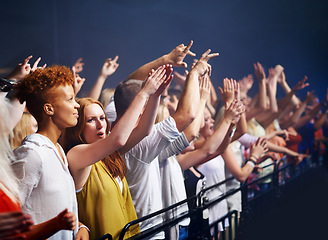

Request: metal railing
left=96, top=153, right=325, bottom=240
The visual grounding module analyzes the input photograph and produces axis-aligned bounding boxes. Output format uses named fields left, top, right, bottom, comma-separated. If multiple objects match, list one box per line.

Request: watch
left=0, top=77, right=16, bottom=92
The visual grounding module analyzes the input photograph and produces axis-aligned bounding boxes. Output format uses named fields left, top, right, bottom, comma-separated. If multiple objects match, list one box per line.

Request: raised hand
left=292, top=76, right=309, bottom=91
left=153, top=64, right=174, bottom=97
left=31, top=57, right=47, bottom=72
left=140, top=65, right=169, bottom=97
left=250, top=137, right=268, bottom=161
left=0, top=211, right=33, bottom=239
left=72, top=66, right=86, bottom=96
left=165, top=40, right=196, bottom=68
left=199, top=73, right=211, bottom=103
left=254, top=62, right=266, bottom=81
left=191, top=49, right=219, bottom=76
left=305, top=91, right=316, bottom=103
left=219, top=78, right=235, bottom=106
left=239, top=74, right=254, bottom=96
left=55, top=209, right=76, bottom=231
left=6, top=56, right=44, bottom=81
left=224, top=99, right=245, bottom=124
left=72, top=58, right=84, bottom=74
left=100, top=56, right=119, bottom=78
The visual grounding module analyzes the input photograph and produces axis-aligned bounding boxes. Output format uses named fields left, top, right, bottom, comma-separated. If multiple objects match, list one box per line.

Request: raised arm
left=183, top=73, right=211, bottom=142
left=67, top=66, right=168, bottom=187
left=277, top=68, right=301, bottom=106
left=279, top=91, right=315, bottom=129
left=172, top=49, right=219, bottom=132
left=88, top=56, right=119, bottom=100
left=119, top=64, right=174, bottom=154
left=177, top=98, right=244, bottom=170
left=222, top=137, right=268, bottom=182
left=4, top=56, right=46, bottom=132
left=127, top=41, right=196, bottom=80
left=254, top=62, right=267, bottom=110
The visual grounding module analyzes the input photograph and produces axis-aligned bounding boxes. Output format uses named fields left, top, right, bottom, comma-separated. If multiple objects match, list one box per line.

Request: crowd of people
left=1, top=41, right=328, bottom=240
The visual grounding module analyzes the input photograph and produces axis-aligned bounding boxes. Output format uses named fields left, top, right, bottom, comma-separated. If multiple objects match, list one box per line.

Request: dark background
left=1, top=0, right=327, bottom=101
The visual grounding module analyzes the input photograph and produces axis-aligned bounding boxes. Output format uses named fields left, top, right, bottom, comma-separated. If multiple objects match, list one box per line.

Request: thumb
left=176, top=62, right=187, bottom=68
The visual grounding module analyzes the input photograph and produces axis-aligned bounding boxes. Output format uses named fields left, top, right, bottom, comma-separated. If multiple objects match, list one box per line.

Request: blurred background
left=1, top=0, right=327, bottom=100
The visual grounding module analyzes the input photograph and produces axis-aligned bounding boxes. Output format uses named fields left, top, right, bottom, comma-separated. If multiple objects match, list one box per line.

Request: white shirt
left=124, top=116, right=181, bottom=239
left=198, top=155, right=228, bottom=231
left=104, top=96, right=117, bottom=126
left=159, top=134, right=190, bottom=227
left=13, top=134, right=78, bottom=240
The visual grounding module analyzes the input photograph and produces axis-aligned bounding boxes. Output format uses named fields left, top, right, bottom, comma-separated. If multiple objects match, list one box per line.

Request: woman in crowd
left=0, top=97, right=78, bottom=240
left=12, top=65, right=89, bottom=240
left=61, top=65, right=173, bottom=240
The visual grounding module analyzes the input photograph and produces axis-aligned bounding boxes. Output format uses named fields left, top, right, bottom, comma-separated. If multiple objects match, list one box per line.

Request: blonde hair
left=9, top=112, right=36, bottom=150
left=0, top=98, right=20, bottom=202
left=155, top=104, right=167, bottom=124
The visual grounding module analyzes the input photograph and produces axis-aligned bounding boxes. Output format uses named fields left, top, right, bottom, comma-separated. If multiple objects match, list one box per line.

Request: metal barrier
left=96, top=153, right=325, bottom=240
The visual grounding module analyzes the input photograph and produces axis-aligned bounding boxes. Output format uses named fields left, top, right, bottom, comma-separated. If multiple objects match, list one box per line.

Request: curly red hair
left=15, top=65, right=74, bottom=122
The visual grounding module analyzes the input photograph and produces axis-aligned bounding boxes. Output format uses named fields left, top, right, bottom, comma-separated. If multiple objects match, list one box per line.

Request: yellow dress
left=76, top=160, right=140, bottom=240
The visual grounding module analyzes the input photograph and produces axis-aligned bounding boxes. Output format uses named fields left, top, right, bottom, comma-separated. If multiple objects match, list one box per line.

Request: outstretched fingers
left=183, top=40, right=196, bottom=56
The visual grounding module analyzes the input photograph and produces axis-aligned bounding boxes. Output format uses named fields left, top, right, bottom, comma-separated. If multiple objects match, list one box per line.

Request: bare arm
left=67, top=66, right=168, bottom=189
left=177, top=99, right=244, bottom=170
left=172, top=49, right=219, bottom=132
left=277, top=70, right=301, bottom=106
left=223, top=137, right=268, bottom=182
left=24, top=209, right=77, bottom=240
left=183, top=73, right=211, bottom=142
left=253, top=62, right=267, bottom=110
left=127, top=41, right=196, bottom=80
left=88, top=56, right=119, bottom=100
left=119, top=65, right=174, bottom=154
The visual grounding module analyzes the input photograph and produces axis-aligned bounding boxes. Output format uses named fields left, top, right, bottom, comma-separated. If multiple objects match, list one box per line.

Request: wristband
left=78, top=225, right=90, bottom=232
left=0, top=77, right=16, bottom=92
left=247, top=158, right=257, bottom=166
left=229, top=127, right=236, bottom=138
left=249, top=155, right=258, bottom=162
left=246, top=161, right=255, bottom=168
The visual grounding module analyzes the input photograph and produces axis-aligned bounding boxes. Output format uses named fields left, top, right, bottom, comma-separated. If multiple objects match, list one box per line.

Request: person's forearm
left=88, top=75, right=107, bottom=100
left=24, top=218, right=61, bottom=240
left=232, top=113, right=247, bottom=142
left=127, top=55, right=166, bottom=81
left=172, top=71, right=199, bottom=132
left=209, top=78, right=218, bottom=107
left=266, top=141, right=298, bottom=157
left=257, top=78, right=267, bottom=110
left=183, top=99, right=206, bottom=142
left=119, top=95, right=160, bottom=154
left=279, top=79, right=300, bottom=106
left=314, top=112, right=328, bottom=131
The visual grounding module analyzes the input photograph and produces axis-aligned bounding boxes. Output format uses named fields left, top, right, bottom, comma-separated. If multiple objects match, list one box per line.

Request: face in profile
left=49, top=85, right=80, bottom=130
left=82, top=103, right=107, bottom=144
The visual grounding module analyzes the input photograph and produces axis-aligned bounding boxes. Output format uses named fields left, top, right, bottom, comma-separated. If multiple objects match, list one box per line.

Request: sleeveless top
left=76, top=157, right=140, bottom=240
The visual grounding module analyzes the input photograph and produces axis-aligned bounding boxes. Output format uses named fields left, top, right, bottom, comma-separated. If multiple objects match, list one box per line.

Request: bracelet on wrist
left=246, top=160, right=255, bottom=168
left=249, top=154, right=258, bottom=161
left=229, top=127, right=236, bottom=138
left=247, top=158, right=257, bottom=166
left=78, top=225, right=90, bottom=232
